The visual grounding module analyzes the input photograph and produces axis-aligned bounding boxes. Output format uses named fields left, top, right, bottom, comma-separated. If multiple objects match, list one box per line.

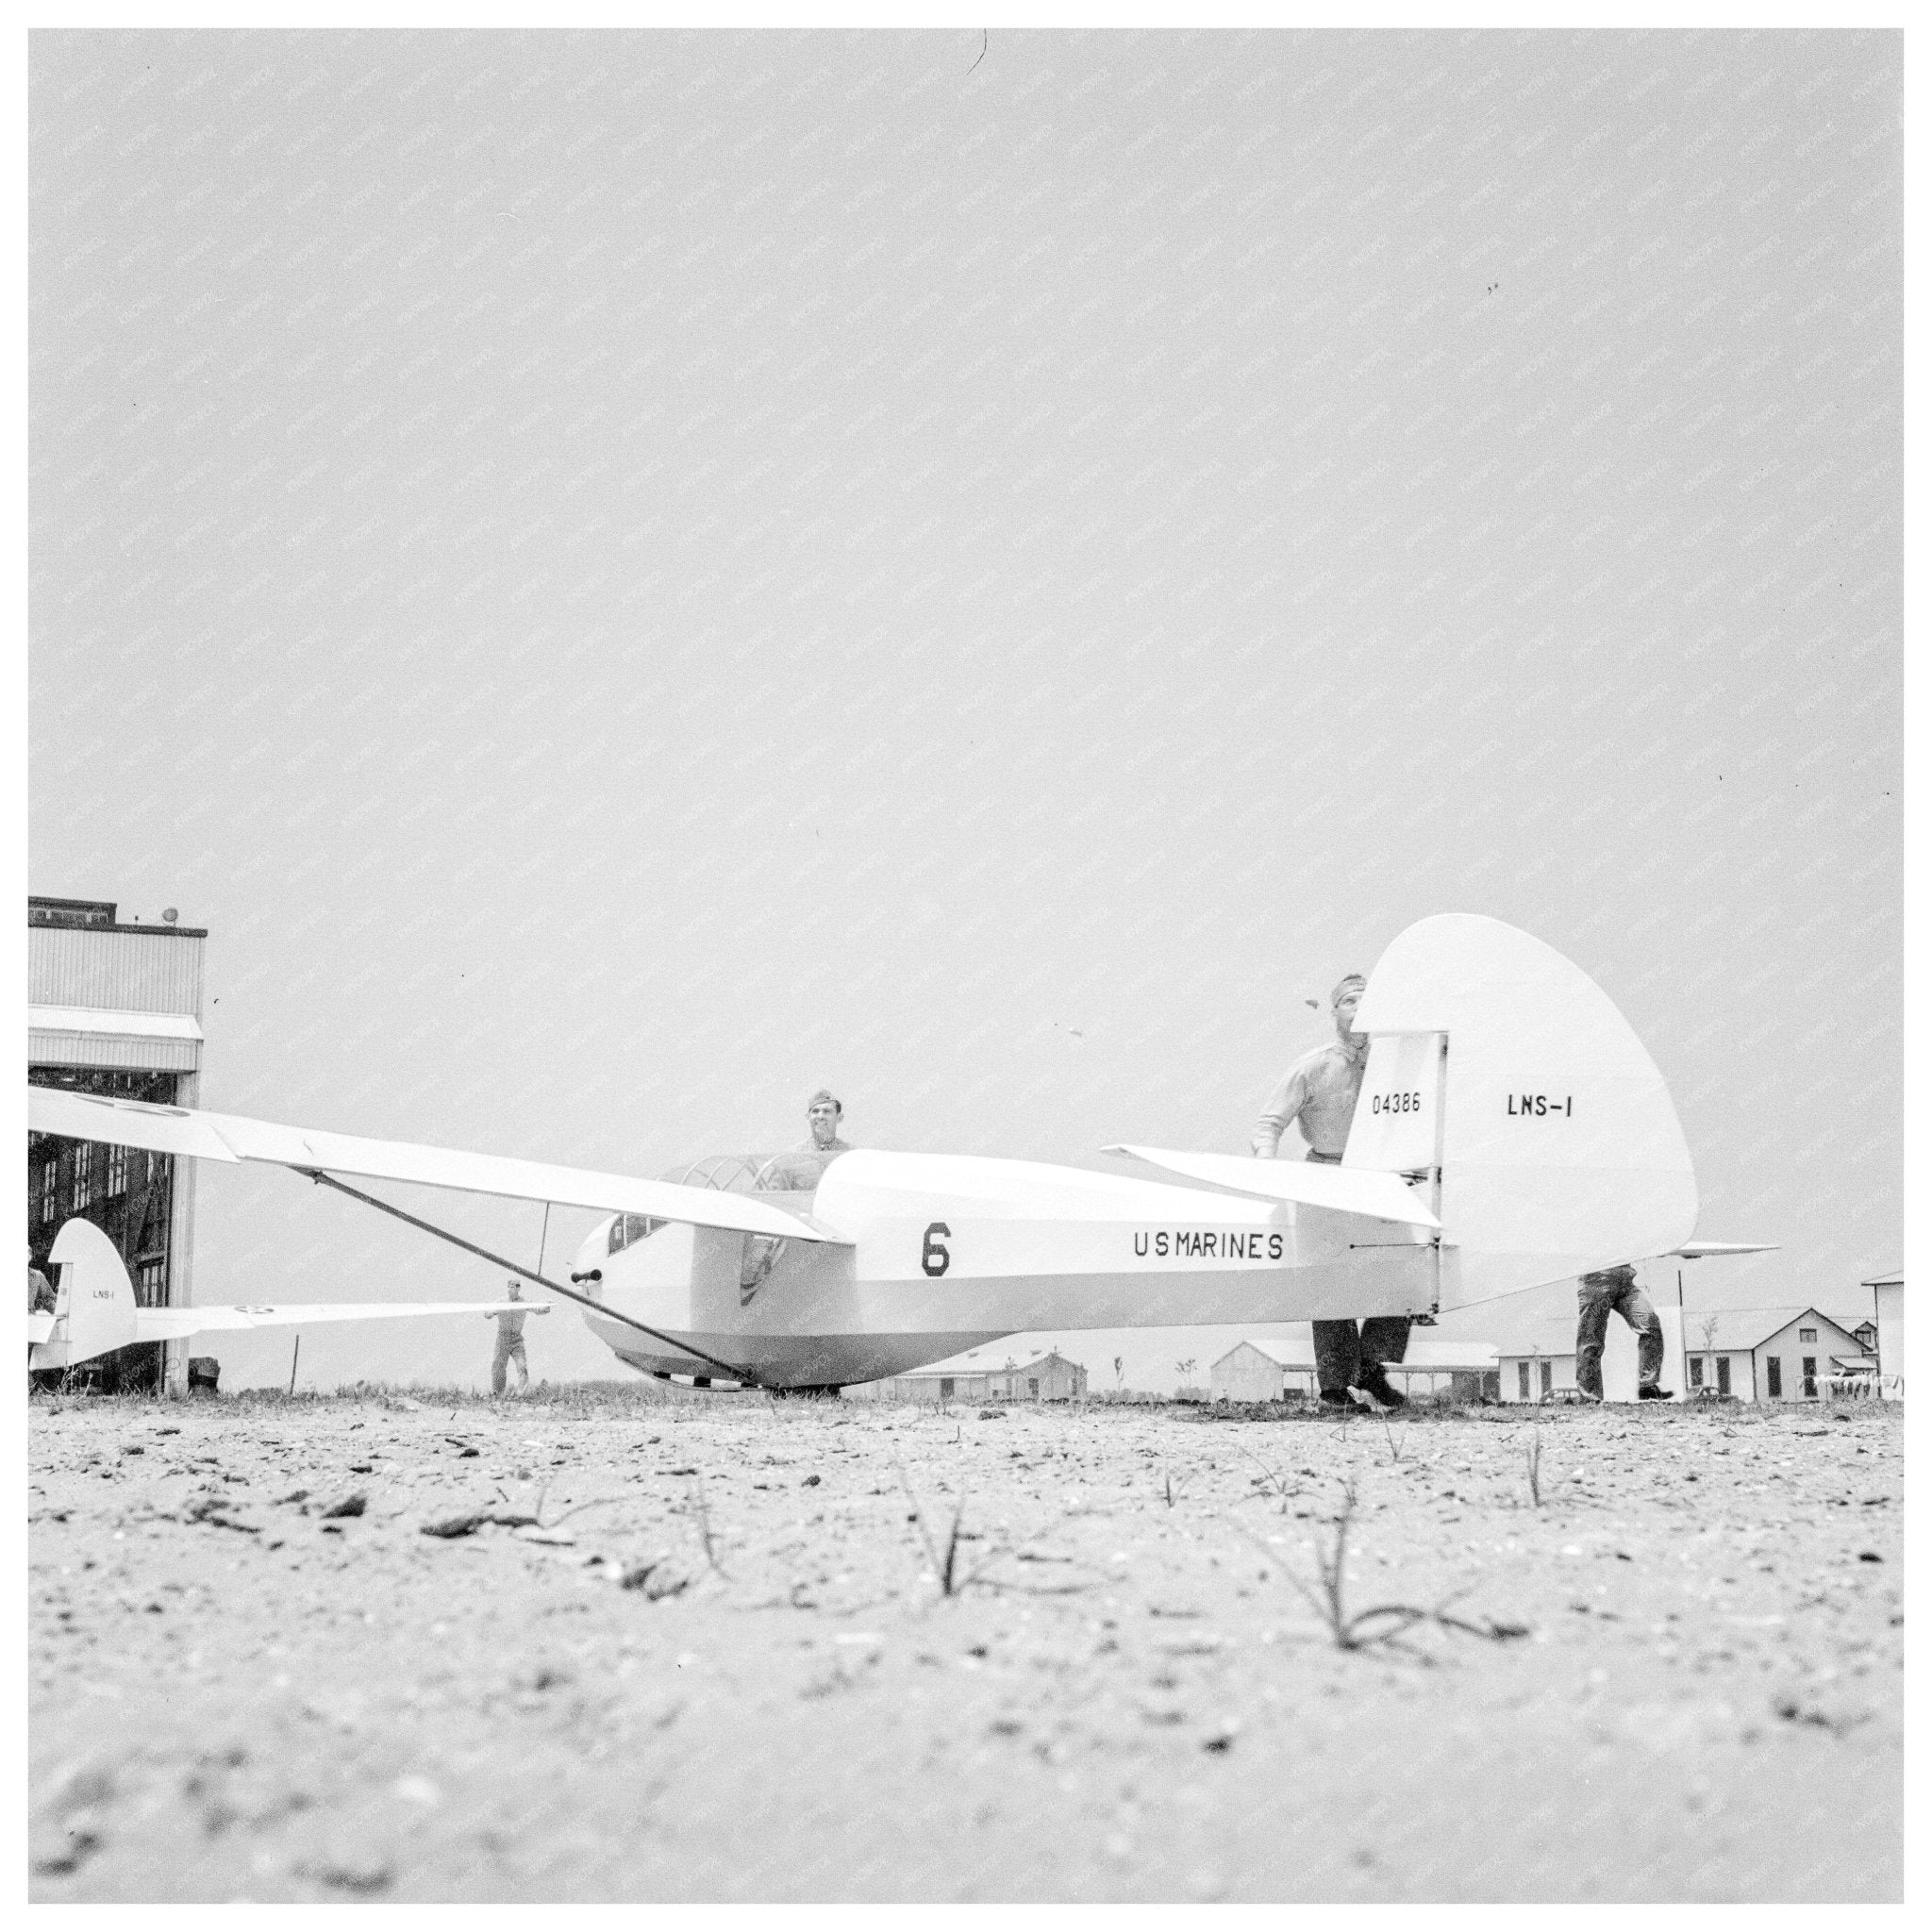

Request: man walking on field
left=487, top=1278, right=547, bottom=1397
left=1252, top=974, right=1411, bottom=1410
left=1574, top=1262, right=1668, bottom=1402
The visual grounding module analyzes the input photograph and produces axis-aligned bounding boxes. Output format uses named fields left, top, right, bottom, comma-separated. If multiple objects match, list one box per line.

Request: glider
left=27, top=915, right=1772, bottom=1391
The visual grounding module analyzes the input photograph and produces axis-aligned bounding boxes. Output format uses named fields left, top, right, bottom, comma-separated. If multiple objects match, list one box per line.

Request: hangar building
left=27, top=895, right=207, bottom=1394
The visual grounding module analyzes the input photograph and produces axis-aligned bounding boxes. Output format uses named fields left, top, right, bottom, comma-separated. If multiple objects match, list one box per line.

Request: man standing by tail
left=1252, top=974, right=1411, bottom=1410
left=28, top=1247, right=56, bottom=1315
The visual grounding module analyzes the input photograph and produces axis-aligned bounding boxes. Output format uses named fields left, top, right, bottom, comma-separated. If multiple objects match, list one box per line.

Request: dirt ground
left=27, top=1384, right=1903, bottom=1903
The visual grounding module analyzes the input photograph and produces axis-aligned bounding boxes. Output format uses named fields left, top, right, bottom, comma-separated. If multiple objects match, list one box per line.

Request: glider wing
left=128, top=1299, right=553, bottom=1341
left=27, top=1085, right=840, bottom=1243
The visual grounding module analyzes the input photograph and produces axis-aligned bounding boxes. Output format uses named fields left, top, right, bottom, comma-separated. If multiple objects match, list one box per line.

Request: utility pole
left=1677, top=1266, right=1687, bottom=1401
left=1429, top=1031, right=1450, bottom=1318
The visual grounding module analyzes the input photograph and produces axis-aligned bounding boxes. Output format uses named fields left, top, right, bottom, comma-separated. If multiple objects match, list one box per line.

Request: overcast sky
left=29, top=28, right=1901, bottom=1391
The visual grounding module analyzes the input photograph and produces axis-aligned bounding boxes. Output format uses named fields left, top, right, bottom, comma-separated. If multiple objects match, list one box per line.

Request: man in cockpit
left=743, top=1092, right=854, bottom=1296
left=757, top=1091, right=855, bottom=1191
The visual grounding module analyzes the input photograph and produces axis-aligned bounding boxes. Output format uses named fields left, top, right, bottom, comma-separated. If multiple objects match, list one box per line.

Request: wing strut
left=300, top=1170, right=771, bottom=1393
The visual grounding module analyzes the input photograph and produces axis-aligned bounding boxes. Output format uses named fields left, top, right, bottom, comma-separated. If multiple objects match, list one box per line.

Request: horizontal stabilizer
left=1102, top=1146, right=1439, bottom=1228
left=27, top=1085, right=840, bottom=1243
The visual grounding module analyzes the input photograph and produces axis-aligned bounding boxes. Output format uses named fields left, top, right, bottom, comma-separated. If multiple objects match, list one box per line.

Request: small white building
left=1496, top=1305, right=1866, bottom=1404
left=861, top=1347, right=1089, bottom=1406
left=1212, top=1339, right=1316, bottom=1404
left=1495, top=1326, right=1584, bottom=1404
left=1682, top=1307, right=1866, bottom=1403
left=1862, top=1271, right=1903, bottom=1399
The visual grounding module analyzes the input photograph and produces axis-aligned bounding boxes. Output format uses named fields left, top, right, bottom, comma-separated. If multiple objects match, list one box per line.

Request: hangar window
left=1765, top=1357, right=1782, bottom=1399
left=1539, top=1359, right=1553, bottom=1397
left=1716, top=1357, right=1731, bottom=1395
left=1516, top=1361, right=1530, bottom=1400
left=40, top=1159, right=57, bottom=1224
left=1798, top=1326, right=1817, bottom=1343
left=1688, top=1357, right=1704, bottom=1388
left=106, top=1145, right=128, bottom=1196
left=72, top=1148, right=94, bottom=1211
left=940, top=1378, right=956, bottom=1399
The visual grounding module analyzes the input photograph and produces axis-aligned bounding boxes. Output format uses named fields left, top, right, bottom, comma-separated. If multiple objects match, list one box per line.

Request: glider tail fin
left=42, top=1218, right=142, bottom=1370
left=1346, top=915, right=1699, bottom=1310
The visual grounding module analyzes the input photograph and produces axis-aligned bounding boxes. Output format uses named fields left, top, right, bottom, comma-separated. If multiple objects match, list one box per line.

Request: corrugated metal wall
left=28, top=926, right=205, bottom=1016
left=26, top=1030, right=199, bottom=1073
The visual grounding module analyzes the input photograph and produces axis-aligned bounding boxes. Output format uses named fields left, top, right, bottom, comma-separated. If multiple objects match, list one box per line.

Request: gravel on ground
left=27, top=1386, right=1903, bottom=1902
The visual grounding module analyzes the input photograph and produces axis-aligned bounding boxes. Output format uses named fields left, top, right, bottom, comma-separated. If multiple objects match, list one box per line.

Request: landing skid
left=619, top=1357, right=841, bottom=1397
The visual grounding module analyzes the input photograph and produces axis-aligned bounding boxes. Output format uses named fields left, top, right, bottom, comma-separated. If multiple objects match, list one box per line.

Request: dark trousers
left=1574, top=1278, right=1664, bottom=1398
left=1305, top=1149, right=1411, bottom=1393
left=1313, top=1316, right=1412, bottom=1394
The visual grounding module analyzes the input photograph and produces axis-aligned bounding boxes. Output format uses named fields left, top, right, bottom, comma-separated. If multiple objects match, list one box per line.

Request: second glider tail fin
left=37, top=1217, right=141, bottom=1370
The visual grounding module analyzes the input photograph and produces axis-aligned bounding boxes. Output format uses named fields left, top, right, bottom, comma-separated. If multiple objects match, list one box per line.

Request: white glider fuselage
left=573, top=1149, right=1438, bottom=1388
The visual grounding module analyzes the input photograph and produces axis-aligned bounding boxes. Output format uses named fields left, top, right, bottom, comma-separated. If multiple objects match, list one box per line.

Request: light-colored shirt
left=29, top=1266, right=57, bottom=1314
left=489, top=1305, right=527, bottom=1345
left=1251, top=1040, right=1368, bottom=1159
left=758, top=1137, right=853, bottom=1191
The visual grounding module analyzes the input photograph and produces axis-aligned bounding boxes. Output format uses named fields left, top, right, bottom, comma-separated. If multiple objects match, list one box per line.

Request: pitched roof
left=1485, top=1306, right=1867, bottom=1357
left=1682, top=1307, right=1863, bottom=1353
left=1860, top=1270, right=1902, bottom=1289
left=891, top=1347, right=1083, bottom=1379
left=1215, top=1339, right=1309, bottom=1370
left=1491, top=1327, right=1583, bottom=1359
left=1214, top=1336, right=1498, bottom=1372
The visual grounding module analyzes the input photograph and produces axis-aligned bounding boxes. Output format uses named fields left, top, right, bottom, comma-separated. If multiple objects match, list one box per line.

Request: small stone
left=299, top=1853, right=393, bottom=1895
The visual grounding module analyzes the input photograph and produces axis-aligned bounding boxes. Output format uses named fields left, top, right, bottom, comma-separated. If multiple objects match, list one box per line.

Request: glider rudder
left=1347, top=915, right=1699, bottom=1308
left=42, top=1218, right=142, bottom=1369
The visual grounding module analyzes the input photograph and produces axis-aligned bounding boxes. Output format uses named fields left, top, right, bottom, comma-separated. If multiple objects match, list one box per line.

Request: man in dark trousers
left=1574, top=1262, right=1667, bottom=1401
left=1251, top=974, right=1410, bottom=1409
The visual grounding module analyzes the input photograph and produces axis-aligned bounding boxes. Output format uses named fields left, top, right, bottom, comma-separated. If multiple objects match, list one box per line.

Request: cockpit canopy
left=605, top=1153, right=822, bottom=1257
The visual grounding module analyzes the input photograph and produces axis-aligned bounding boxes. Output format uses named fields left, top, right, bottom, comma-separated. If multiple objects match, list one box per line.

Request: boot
left=1356, top=1362, right=1407, bottom=1409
